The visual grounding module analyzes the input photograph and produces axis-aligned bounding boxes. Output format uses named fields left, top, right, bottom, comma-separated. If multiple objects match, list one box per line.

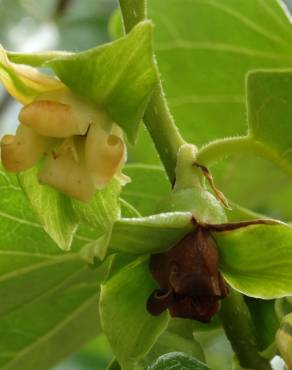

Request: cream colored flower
left=0, top=46, right=128, bottom=201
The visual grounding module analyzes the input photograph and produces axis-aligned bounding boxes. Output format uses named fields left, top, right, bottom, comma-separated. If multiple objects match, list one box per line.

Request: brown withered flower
left=147, top=225, right=228, bottom=323
left=147, top=217, right=277, bottom=323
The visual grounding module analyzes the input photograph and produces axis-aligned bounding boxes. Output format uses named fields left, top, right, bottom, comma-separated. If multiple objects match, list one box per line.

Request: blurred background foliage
left=1, top=0, right=292, bottom=369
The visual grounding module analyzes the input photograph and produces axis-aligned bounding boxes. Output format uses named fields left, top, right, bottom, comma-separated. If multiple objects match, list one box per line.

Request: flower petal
left=85, top=122, right=127, bottom=188
left=19, top=88, right=101, bottom=137
left=38, top=137, right=96, bottom=202
left=0, top=45, right=62, bottom=104
left=0, top=124, right=52, bottom=172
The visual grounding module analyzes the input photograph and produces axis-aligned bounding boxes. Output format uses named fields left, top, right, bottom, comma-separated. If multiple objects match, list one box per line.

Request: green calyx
left=158, top=188, right=227, bottom=225
left=158, top=143, right=227, bottom=224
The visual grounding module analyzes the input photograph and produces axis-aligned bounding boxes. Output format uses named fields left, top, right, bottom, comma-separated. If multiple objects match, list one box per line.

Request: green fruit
left=158, top=187, right=227, bottom=224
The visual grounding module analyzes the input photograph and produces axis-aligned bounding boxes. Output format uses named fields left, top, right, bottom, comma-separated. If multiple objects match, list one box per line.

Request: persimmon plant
left=0, top=0, right=292, bottom=370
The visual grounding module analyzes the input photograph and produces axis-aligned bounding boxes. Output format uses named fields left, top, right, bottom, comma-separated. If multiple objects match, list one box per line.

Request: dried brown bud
left=147, top=227, right=228, bottom=323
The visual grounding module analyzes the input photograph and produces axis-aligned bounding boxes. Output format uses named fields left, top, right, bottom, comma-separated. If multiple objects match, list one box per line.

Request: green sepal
left=18, top=167, right=78, bottom=251
left=18, top=166, right=121, bottom=252
left=47, top=21, right=156, bottom=143
left=214, top=223, right=292, bottom=298
left=80, top=210, right=193, bottom=261
left=108, top=212, right=194, bottom=254
left=100, top=255, right=169, bottom=369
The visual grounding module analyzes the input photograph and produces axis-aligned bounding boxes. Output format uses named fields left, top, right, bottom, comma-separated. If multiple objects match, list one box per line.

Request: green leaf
left=145, top=0, right=292, bottom=146
left=0, top=169, right=107, bottom=370
left=108, top=212, right=194, bottom=254
left=100, top=256, right=169, bottom=369
left=122, top=164, right=170, bottom=216
left=147, top=352, right=210, bottom=370
left=18, top=167, right=78, bottom=251
left=247, top=70, right=292, bottom=170
left=47, top=21, right=156, bottom=143
left=127, top=0, right=292, bottom=220
left=214, top=223, right=292, bottom=298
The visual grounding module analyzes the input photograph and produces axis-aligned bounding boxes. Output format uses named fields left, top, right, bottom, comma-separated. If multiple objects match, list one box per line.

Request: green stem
left=196, top=136, right=292, bottom=177
left=118, top=0, right=147, bottom=33
left=119, top=0, right=185, bottom=182
left=119, top=1, right=271, bottom=369
left=219, top=289, right=272, bottom=370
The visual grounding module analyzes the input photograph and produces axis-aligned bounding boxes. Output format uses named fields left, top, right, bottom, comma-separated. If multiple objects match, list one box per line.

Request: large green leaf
left=214, top=223, right=292, bottom=298
left=247, top=70, right=292, bottom=169
left=127, top=0, right=292, bottom=219
left=122, top=0, right=292, bottom=162
left=0, top=170, right=107, bottom=370
left=148, top=0, right=292, bottom=146
left=47, top=21, right=156, bottom=143
left=122, top=164, right=170, bottom=216
left=100, top=256, right=169, bottom=369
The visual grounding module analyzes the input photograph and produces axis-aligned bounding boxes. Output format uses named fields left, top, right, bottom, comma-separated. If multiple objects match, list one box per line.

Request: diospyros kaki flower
left=0, top=46, right=128, bottom=201
left=146, top=145, right=281, bottom=323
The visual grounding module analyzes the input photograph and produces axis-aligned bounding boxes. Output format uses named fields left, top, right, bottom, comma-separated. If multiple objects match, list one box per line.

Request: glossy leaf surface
left=100, top=256, right=169, bottom=369
left=214, top=223, right=292, bottom=298
left=0, top=169, right=107, bottom=370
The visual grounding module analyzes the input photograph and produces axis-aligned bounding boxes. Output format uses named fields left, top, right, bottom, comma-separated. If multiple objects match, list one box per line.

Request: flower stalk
left=118, top=1, right=273, bottom=369
left=119, top=0, right=185, bottom=183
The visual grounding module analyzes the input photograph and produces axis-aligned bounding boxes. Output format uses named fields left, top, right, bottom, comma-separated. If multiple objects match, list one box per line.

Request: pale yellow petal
left=85, top=122, right=126, bottom=188
left=38, top=138, right=96, bottom=202
left=19, top=88, right=106, bottom=138
left=0, top=125, right=52, bottom=172
left=0, top=45, right=62, bottom=104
